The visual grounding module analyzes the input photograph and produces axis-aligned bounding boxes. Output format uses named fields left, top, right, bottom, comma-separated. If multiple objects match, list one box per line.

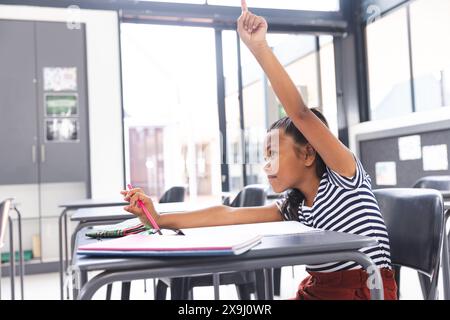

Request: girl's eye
left=264, top=151, right=278, bottom=162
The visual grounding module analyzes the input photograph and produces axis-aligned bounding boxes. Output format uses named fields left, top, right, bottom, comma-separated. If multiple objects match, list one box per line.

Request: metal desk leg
left=352, top=251, right=384, bottom=300
left=263, top=268, right=274, bottom=300
left=213, top=273, right=220, bottom=300
left=58, top=208, right=68, bottom=300
left=64, top=211, right=70, bottom=299
left=8, top=217, right=15, bottom=300
left=13, top=207, right=24, bottom=300
left=442, top=210, right=450, bottom=300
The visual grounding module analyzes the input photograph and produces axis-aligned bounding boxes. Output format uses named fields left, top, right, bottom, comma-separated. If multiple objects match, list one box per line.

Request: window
left=366, top=7, right=412, bottom=121
left=222, top=30, right=244, bottom=192
left=208, top=0, right=340, bottom=11
left=410, top=0, right=450, bottom=112
left=121, top=23, right=221, bottom=205
left=140, top=0, right=340, bottom=10
left=319, top=35, right=339, bottom=136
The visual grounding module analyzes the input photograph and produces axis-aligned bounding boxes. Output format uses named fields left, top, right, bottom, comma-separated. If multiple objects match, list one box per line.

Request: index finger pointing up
left=241, top=0, right=248, bottom=12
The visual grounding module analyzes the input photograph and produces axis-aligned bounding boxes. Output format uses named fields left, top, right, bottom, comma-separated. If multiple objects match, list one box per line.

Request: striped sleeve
left=326, top=155, right=367, bottom=190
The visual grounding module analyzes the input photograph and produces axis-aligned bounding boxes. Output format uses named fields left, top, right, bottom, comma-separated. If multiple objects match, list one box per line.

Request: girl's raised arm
left=237, top=1, right=356, bottom=178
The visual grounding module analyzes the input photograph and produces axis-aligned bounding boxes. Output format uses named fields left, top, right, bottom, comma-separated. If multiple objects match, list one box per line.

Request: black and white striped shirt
left=276, top=157, right=392, bottom=273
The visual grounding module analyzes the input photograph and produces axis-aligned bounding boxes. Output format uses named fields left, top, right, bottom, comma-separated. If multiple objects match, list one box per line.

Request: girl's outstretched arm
left=121, top=187, right=283, bottom=230
left=238, top=1, right=356, bottom=178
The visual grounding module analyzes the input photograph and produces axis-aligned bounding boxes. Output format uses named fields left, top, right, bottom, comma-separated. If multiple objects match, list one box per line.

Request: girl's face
left=263, top=129, right=314, bottom=193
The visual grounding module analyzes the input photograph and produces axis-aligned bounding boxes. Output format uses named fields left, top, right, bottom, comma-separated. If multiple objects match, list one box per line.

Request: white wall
left=0, top=5, right=124, bottom=198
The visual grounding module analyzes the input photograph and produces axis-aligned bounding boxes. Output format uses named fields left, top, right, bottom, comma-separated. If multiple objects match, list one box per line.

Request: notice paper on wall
left=422, top=144, right=448, bottom=171
left=398, top=135, right=422, bottom=160
left=43, top=67, right=77, bottom=91
left=45, top=93, right=78, bottom=117
left=375, top=162, right=397, bottom=186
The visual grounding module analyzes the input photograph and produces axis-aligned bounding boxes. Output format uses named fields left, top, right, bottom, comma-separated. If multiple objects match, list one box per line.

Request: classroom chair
left=106, top=186, right=186, bottom=300
left=155, top=184, right=269, bottom=300
left=373, top=188, right=444, bottom=300
left=413, top=176, right=450, bottom=192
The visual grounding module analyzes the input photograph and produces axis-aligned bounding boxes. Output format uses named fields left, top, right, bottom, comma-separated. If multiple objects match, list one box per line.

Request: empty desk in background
left=58, top=199, right=128, bottom=300
left=71, top=228, right=385, bottom=300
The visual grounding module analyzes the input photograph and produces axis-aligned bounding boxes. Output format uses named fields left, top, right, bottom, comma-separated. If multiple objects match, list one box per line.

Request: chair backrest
left=373, top=188, right=444, bottom=277
left=0, top=199, right=12, bottom=249
left=159, top=186, right=186, bottom=203
left=229, top=184, right=267, bottom=208
left=413, top=176, right=450, bottom=191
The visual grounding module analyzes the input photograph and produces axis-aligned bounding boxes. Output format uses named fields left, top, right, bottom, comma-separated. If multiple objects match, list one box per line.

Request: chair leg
left=171, top=278, right=189, bottom=300
left=235, top=284, right=252, bottom=300
left=155, top=280, right=168, bottom=300
left=392, top=265, right=401, bottom=299
left=187, top=288, right=194, bottom=300
left=254, top=269, right=266, bottom=300
left=121, top=281, right=131, bottom=300
left=273, top=268, right=281, bottom=296
left=418, top=272, right=431, bottom=300
left=106, top=283, right=112, bottom=300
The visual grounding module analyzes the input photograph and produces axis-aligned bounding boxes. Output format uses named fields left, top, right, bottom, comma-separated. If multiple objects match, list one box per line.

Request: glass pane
left=366, top=7, right=412, bottom=120
left=208, top=0, right=340, bottom=11
left=319, top=35, right=339, bottom=137
left=121, top=23, right=221, bottom=206
left=240, top=33, right=320, bottom=186
left=410, top=0, right=450, bottom=112
left=140, top=0, right=206, bottom=4
left=222, top=30, right=244, bottom=193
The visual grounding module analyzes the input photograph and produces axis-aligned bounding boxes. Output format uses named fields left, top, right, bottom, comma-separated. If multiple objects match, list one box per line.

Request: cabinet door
left=0, top=20, right=39, bottom=185
left=35, top=22, right=89, bottom=185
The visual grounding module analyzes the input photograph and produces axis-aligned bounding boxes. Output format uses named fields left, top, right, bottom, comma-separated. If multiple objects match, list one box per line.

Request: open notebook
left=180, top=221, right=321, bottom=237
left=77, top=233, right=262, bottom=257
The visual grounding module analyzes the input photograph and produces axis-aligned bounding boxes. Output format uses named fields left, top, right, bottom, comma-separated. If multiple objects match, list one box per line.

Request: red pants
left=294, top=268, right=398, bottom=300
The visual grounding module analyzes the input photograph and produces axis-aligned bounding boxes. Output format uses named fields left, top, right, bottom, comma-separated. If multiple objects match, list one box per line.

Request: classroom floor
left=0, top=265, right=445, bottom=300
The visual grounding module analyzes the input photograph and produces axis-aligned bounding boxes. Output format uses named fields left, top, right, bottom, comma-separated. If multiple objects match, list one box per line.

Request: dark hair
left=268, top=108, right=329, bottom=221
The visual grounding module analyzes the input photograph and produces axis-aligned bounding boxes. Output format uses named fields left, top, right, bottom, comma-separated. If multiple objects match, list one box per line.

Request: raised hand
left=237, top=0, right=268, bottom=51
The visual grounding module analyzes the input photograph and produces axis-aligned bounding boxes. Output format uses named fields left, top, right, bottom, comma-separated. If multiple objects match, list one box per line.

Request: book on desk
left=77, top=221, right=321, bottom=257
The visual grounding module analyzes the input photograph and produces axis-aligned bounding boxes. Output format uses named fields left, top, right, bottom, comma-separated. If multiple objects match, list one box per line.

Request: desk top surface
left=72, top=228, right=377, bottom=272
left=59, top=198, right=128, bottom=209
left=70, top=202, right=214, bottom=222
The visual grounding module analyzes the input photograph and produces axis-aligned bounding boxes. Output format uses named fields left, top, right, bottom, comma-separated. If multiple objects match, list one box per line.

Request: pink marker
left=127, top=184, right=163, bottom=235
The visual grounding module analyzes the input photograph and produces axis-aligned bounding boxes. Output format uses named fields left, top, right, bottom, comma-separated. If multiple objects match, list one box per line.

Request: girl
left=121, top=1, right=397, bottom=300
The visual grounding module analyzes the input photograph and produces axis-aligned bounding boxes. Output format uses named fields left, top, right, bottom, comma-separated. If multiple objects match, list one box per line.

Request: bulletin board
left=357, top=124, right=450, bottom=189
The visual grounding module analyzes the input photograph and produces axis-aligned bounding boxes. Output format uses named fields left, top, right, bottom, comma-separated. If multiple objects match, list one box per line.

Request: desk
left=65, top=202, right=210, bottom=299
left=58, top=199, right=128, bottom=299
left=71, top=229, right=385, bottom=300
left=442, top=201, right=450, bottom=300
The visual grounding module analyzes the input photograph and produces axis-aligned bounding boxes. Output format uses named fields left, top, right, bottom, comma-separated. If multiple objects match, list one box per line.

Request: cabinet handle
left=41, top=144, right=46, bottom=163
left=32, top=145, right=36, bottom=163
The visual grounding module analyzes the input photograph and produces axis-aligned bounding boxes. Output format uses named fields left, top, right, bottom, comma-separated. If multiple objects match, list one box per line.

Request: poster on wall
left=43, top=67, right=77, bottom=91
left=46, top=118, right=79, bottom=142
left=45, top=93, right=78, bottom=117
left=423, top=144, right=448, bottom=171
left=375, top=162, right=397, bottom=186
left=398, top=135, right=422, bottom=161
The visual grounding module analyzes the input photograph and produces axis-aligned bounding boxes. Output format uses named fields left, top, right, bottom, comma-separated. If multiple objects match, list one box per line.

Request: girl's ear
left=304, top=144, right=317, bottom=166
